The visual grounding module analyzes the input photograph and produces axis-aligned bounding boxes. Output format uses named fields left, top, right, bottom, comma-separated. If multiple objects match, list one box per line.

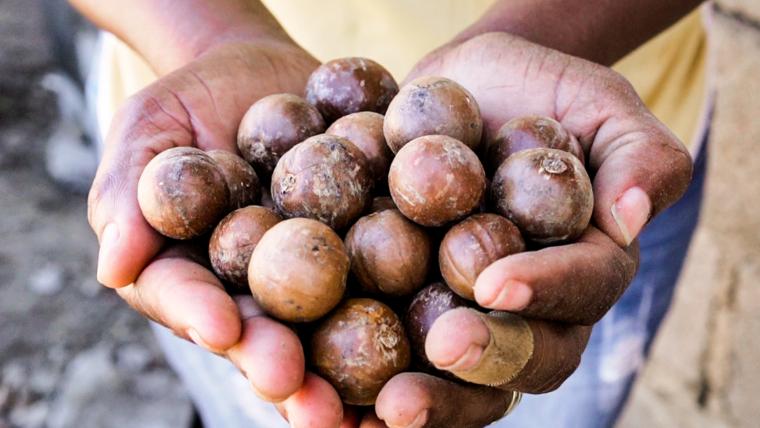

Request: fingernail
left=388, top=409, right=428, bottom=428
left=611, top=187, right=651, bottom=246
left=96, top=223, right=119, bottom=285
left=475, top=280, right=532, bottom=311
left=435, top=343, right=485, bottom=372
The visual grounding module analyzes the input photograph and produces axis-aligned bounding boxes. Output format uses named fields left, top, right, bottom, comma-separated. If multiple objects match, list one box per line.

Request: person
left=69, top=0, right=710, bottom=427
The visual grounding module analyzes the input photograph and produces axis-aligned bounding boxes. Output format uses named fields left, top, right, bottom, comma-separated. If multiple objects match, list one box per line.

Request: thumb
left=590, top=116, right=693, bottom=246
left=425, top=308, right=591, bottom=393
left=89, top=92, right=193, bottom=287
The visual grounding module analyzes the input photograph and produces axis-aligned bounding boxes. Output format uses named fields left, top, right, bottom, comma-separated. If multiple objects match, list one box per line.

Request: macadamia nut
left=345, top=209, right=431, bottom=297
left=207, top=150, right=260, bottom=209
left=491, top=148, right=593, bottom=244
left=248, top=218, right=348, bottom=322
left=271, top=134, right=372, bottom=230
left=137, top=147, right=229, bottom=239
left=384, top=76, right=482, bottom=153
left=311, top=298, right=411, bottom=405
left=389, top=135, right=485, bottom=227
left=439, top=214, right=525, bottom=300
left=209, top=206, right=280, bottom=289
left=237, top=94, right=325, bottom=176
left=305, top=57, right=398, bottom=123
left=487, top=116, right=584, bottom=172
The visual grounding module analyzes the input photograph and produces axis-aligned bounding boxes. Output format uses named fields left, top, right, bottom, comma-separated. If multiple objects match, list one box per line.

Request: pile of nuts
left=137, top=57, right=593, bottom=405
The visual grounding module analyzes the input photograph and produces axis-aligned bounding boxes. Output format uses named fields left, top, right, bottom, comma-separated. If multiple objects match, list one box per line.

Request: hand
left=88, top=40, right=355, bottom=427
left=369, top=32, right=692, bottom=427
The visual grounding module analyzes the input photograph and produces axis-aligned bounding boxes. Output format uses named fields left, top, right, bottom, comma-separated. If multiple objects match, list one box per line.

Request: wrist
left=72, top=0, right=299, bottom=75
left=147, top=23, right=295, bottom=75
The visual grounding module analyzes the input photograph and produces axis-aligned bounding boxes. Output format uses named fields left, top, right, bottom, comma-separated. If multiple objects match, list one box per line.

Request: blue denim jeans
left=153, top=141, right=708, bottom=428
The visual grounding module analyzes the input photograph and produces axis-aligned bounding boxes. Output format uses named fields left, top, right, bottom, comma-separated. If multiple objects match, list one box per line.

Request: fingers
left=588, top=110, right=693, bottom=247
left=552, top=57, right=693, bottom=247
left=425, top=309, right=591, bottom=393
left=225, top=296, right=305, bottom=402
left=473, top=227, right=639, bottom=325
left=117, top=245, right=242, bottom=352
left=277, top=373, right=345, bottom=428
left=375, top=372, right=514, bottom=428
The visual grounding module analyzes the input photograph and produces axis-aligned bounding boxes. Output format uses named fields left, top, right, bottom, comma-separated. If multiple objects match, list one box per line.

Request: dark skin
left=454, top=0, right=704, bottom=66
left=72, top=0, right=700, bottom=426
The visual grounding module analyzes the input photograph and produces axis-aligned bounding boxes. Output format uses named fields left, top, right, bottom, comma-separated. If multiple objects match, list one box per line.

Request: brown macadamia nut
left=311, top=298, right=411, bottom=405
left=137, top=147, right=229, bottom=239
left=487, top=116, right=584, bottom=172
left=326, top=112, right=392, bottom=184
left=271, top=134, right=372, bottom=230
left=491, top=148, right=593, bottom=244
left=439, top=214, right=525, bottom=300
left=405, top=283, right=469, bottom=370
left=305, top=57, right=399, bottom=123
left=345, top=209, right=431, bottom=297
left=237, top=94, right=325, bottom=176
left=389, top=135, right=486, bottom=227
left=248, top=218, right=348, bottom=322
left=384, top=76, right=483, bottom=153
left=207, top=150, right=261, bottom=209
left=209, top=206, right=280, bottom=289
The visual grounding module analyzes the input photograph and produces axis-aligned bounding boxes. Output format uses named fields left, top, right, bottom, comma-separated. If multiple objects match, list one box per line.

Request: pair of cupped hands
left=89, top=31, right=692, bottom=428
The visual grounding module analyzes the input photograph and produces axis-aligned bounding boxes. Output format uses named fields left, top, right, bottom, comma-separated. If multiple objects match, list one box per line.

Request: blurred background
left=0, top=0, right=758, bottom=427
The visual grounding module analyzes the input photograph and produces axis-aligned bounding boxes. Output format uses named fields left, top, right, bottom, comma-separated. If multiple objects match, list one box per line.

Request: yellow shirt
left=99, top=1, right=709, bottom=153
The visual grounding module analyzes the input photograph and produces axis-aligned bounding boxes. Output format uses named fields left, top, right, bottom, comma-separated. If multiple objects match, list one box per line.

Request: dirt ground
left=2, top=1, right=760, bottom=428
left=0, top=1, right=191, bottom=427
